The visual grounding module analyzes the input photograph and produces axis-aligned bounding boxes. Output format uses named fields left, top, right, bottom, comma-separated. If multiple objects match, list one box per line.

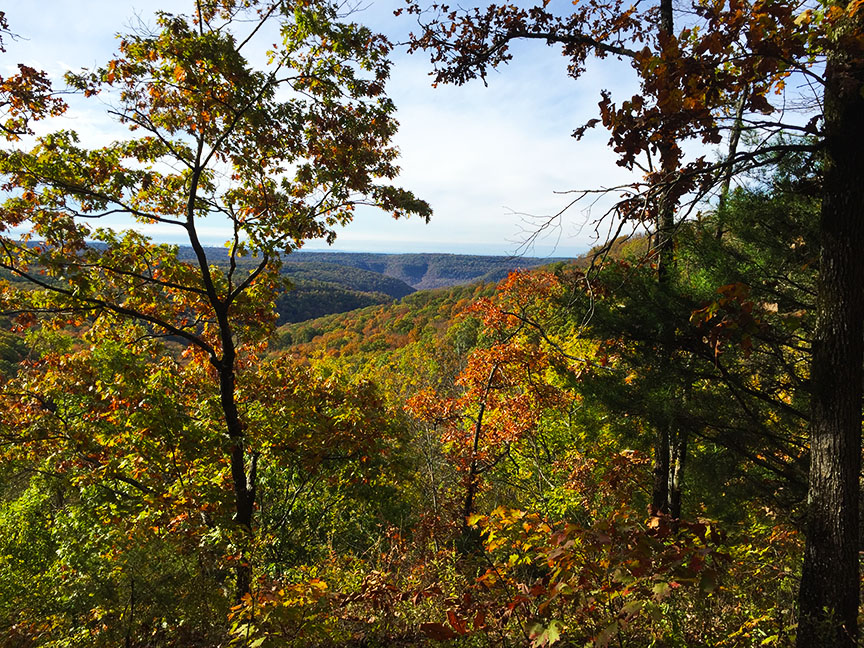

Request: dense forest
left=0, top=0, right=862, bottom=647
left=274, top=254, right=565, bottom=323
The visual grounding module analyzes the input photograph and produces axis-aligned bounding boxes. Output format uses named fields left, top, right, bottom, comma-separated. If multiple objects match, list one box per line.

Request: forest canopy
left=0, top=0, right=861, bottom=647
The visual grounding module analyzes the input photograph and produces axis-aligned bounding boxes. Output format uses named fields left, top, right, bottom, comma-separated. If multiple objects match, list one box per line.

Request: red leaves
left=447, top=609, right=468, bottom=634
left=419, top=593, right=487, bottom=640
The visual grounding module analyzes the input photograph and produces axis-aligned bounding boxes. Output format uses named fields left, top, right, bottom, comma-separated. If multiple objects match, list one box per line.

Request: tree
left=0, top=0, right=429, bottom=602
left=406, top=271, right=573, bottom=549
left=405, top=1, right=863, bottom=645
left=568, top=164, right=817, bottom=522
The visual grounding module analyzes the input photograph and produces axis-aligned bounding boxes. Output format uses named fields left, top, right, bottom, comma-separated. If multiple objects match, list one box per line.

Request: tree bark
left=217, top=351, right=257, bottom=601
left=461, top=364, right=498, bottom=551
left=668, top=428, right=687, bottom=520
left=649, top=0, right=680, bottom=518
left=796, top=19, right=864, bottom=647
left=655, top=0, right=676, bottom=286
left=715, top=86, right=748, bottom=240
left=650, top=426, right=671, bottom=515
left=650, top=424, right=687, bottom=519
left=186, top=153, right=257, bottom=602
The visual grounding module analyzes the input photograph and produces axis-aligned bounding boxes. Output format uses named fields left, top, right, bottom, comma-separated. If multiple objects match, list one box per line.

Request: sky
left=1, top=1, right=642, bottom=258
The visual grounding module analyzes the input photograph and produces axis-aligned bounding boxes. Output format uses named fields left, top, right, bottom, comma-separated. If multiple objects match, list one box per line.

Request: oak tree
left=0, top=0, right=429, bottom=601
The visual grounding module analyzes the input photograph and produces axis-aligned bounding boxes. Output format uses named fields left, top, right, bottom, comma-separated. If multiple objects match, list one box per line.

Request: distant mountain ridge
left=172, top=247, right=575, bottom=323
left=277, top=251, right=570, bottom=290
left=282, top=261, right=415, bottom=299
left=176, top=247, right=568, bottom=289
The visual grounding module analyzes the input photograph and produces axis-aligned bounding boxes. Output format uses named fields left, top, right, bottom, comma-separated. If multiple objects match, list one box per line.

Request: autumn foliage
left=0, top=0, right=854, bottom=646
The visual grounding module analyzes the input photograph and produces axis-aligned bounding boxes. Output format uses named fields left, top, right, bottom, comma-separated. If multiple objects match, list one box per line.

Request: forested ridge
left=259, top=252, right=567, bottom=323
left=279, top=252, right=570, bottom=291
left=179, top=250, right=564, bottom=323
left=0, top=0, right=862, bottom=647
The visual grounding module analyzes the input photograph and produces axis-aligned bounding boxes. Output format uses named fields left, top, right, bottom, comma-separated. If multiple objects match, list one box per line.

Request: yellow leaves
left=847, top=0, right=864, bottom=18
left=794, top=9, right=814, bottom=26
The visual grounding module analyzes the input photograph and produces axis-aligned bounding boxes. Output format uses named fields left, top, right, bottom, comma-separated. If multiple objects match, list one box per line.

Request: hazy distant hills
left=274, top=252, right=570, bottom=322
left=280, top=253, right=565, bottom=321
left=282, top=261, right=415, bottom=299
left=280, top=251, right=567, bottom=291
left=159, top=247, right=573, bottom=323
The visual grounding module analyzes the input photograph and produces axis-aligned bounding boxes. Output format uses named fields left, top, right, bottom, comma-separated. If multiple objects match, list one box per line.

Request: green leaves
left=529, top=619, right=563, bottom=647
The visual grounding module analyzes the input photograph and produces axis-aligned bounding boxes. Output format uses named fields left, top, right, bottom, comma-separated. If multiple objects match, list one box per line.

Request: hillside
left=275, top=280, right=393, bottom=324
left=282, top=261, right=415, bottom=299
left=276, top=262, right=417, bottom=323
left=277, top=251, right=568, bottom=290
left=175, top=247, right=567, bottom=290
left=276, top=280, right=496, bottom=350
left=174, top=247, right=574, bottom=322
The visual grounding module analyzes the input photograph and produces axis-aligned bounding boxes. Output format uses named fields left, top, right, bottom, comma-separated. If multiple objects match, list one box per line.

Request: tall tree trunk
left=655, top=0, right=675, bottom=286
left=649, top=0, right=680, bottom=516
left=796, top=18, right=864, bottom=647
left=218, top=355, right=257, bottom=602
left=184, top=142, right=258, bottom=602
left=462, top=402, right=486, bottom=530
left=651, top=426, right=671, bottom=515
left=460, top=364, right=498, bottom=552
left=650, top=424, right=687, bottom=518
left=668, top=428, right=687, bottom=520
left=715, top=86, right=748, bottom=240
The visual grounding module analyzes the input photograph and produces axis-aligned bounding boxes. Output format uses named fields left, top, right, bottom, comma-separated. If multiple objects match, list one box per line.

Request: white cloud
left=2, top=1, right=642, bottom=258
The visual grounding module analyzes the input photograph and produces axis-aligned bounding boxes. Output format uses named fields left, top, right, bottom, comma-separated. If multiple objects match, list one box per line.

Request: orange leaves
left=172, top=65, right=186, bottom=83
left=407, top=337, right=566, bottom=462
left=404, top=387, right=454, bottom=422
left=847, top=0, right=864, bottom=18
left=467, top=493, right=728, bottom=647
left=0, top=63, right=66, bottom=139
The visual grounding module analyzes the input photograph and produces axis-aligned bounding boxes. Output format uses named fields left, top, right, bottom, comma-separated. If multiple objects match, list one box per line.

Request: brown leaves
left=404, top=0, right=821, bottom=231
left=419, top=621, right=457, bottom=640
left=689, top=282, right=765, bottom=358
left=0, top=64, right=66, bottom=140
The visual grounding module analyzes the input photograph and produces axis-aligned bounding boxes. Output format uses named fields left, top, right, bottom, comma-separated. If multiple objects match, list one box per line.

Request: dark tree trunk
left=651, top=426, right=671, bottom=515
left=218, top=354, right=257, bottom=602
left=460, top=365, right=498, bottom=553
left=462, top=403, right=485, bottom=530
left=656, top=197, right=677, bottom=287
left=668, top=428, right=687, bottom=520
left=796, top=22, right=864, bottom=648
left=651, top=424, right=688, bottom=519
left=185, top=143, right=258, bottom=602
left=655, top=0, right=676, bottom=286
left=649, top=0, right=682, bottom=518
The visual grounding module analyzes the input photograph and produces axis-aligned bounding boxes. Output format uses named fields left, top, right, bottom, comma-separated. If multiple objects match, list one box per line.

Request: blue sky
left=1, top=1, right=640, bottom=258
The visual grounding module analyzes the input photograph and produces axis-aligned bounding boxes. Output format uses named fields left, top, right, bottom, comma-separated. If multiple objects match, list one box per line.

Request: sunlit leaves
left=0, top=13, right=65, bottom=141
